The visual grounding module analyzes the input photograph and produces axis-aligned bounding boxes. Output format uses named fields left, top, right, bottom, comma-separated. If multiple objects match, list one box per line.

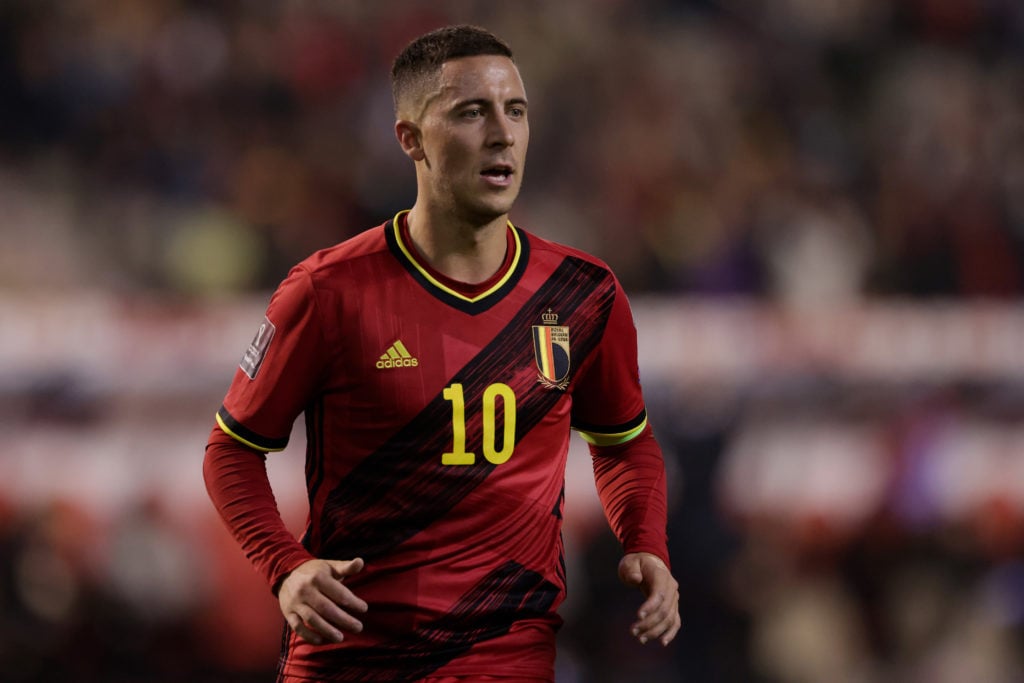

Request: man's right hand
left=277, top=558, right=368, bottom=644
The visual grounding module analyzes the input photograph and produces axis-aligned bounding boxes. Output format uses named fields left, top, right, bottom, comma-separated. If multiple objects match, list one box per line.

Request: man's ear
left=395, top=119, right=425, bottom=162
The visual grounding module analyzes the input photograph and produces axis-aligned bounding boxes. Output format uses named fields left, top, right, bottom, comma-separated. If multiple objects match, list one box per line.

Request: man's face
left=414, top=55, right=529, bottom=224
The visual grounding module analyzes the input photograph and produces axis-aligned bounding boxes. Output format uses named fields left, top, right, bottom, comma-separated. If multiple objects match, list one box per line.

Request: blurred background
left=2, top=0, right=1024, bottom=681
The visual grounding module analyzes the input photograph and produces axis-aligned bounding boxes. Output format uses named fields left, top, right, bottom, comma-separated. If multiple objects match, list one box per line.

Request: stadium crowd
left=2, top=0, right=1023, bottom=302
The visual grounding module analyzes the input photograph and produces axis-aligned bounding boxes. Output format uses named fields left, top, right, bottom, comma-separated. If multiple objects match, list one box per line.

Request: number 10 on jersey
left=442, top=383, right=516, bottom=465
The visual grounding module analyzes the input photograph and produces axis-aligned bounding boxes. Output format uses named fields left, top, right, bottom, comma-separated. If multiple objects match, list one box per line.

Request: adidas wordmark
left=377, top=340, right=419, bottom=369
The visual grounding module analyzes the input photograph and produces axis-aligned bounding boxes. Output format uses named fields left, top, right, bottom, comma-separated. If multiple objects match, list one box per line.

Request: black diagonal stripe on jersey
left=293, top=561, right=560, bottom=681
left=317, top=256, right=615, bottom=561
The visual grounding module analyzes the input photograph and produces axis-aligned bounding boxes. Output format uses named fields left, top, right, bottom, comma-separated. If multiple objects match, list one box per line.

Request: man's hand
left=618, top=552, right=680, bottom=646
left=277, top=558, right=368, bottom=645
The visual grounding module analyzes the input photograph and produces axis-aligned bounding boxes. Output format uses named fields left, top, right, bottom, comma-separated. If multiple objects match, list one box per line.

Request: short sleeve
left=570, top=277, right=648, bottom=446
left=216, top=266, right=330, bottom=451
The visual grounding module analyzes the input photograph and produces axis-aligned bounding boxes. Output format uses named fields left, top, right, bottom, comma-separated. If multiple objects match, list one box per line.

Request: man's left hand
left=618, top=552, right=681, bottom=646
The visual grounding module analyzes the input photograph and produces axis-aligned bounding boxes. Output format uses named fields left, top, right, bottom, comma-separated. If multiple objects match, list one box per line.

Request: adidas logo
left=376, top=340, right=419, bottom=369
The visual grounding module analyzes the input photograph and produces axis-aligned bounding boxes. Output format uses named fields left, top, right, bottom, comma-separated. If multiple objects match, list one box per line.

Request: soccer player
left=204, top=24, right=680, bottom=682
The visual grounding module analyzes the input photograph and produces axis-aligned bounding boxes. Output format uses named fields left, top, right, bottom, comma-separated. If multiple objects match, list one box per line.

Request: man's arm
left=591, top=424, right=681, bottom=646
left=203, top=426, right=367, bottom=643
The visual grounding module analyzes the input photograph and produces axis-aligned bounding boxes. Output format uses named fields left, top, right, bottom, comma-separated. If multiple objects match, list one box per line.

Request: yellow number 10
left=442, top=383, right=517, bottom=465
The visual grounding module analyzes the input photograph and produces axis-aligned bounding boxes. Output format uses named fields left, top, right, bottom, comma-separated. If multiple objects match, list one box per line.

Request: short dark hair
left=391, top=25, right=514, bottom=117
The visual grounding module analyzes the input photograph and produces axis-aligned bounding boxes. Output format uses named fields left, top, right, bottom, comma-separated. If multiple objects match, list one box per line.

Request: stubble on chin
left=451, top=187, right=519, bottom=227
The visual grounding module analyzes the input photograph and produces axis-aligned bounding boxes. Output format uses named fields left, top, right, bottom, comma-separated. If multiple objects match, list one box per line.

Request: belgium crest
left=532, top=308, right=570, bottom=390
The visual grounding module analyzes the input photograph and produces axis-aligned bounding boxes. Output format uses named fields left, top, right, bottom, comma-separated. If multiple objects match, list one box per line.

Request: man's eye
left=462, top=109, right=482, bottom=118
left=508, top=107, right=525, bottom=117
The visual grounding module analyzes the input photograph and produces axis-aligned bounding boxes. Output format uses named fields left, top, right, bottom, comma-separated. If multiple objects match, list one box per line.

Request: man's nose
left=486, top=113, right=515, bottom=147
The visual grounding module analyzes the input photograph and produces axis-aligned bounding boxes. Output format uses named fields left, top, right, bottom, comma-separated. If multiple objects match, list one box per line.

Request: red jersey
left=213, top=212, right=666, bottom=681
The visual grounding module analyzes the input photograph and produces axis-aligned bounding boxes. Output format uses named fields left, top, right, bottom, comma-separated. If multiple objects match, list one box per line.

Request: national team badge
left=532, top=309, right=570, bottom=390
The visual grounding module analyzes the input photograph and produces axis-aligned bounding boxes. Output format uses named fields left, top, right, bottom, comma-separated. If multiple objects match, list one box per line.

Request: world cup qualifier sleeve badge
left=240, top=316, right=276, bottom=380
left=532, top=309, right=570, bottom=390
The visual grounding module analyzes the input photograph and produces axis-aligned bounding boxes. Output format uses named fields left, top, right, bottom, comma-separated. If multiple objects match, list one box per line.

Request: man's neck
left=405, top=205, right=510, bottom=285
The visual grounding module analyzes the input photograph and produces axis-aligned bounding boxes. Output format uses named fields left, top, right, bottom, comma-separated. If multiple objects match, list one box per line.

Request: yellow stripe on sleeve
left=215, top=412, right=285, bottom=452
left=575, top=416, right=648, bottom=447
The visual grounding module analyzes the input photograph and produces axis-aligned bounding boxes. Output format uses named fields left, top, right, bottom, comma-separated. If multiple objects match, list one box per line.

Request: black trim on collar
left=385, top=215, right=531, bottom=315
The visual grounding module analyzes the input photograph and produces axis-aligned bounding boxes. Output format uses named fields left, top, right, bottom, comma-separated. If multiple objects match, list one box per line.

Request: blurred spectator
left=0, top=0, right=1021, bottom=299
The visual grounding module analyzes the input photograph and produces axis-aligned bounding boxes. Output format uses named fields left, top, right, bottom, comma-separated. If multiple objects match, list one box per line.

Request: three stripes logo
left=377, top=339, right=419, bottom=369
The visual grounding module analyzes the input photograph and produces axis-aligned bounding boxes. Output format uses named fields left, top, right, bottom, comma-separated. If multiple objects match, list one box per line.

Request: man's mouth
left=481, top=164, right=514, bottom=182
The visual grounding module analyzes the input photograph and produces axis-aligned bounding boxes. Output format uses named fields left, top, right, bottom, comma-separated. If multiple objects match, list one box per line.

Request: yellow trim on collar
left=391, top=210, right=521, bottom=304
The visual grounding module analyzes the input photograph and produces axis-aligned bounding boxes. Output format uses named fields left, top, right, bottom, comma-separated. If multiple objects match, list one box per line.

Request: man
left=204, top=24, right=680, bottom=682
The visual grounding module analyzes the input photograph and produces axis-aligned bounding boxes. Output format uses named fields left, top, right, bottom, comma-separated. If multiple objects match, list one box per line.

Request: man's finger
left=317, top=578, right=369, bottom=617
left=632, top=586, right=680, bottom=642
left=660, top=614, right=682, bottom=646
left=635, top=602, right=677, bottom=642
left=287, top=613, right=323, bottom=645
left=327, top=557, right=365, bottom=579
left=308, top=591, right=365, bottom=633
left=636, top=590, right=665, bottom=620
left=300, top=608, right=347, bottom=644
left=617, top=557, right=643, bottom=586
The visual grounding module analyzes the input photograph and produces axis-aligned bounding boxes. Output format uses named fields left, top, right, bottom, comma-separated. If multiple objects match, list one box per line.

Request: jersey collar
left=385, top=210, right=530, bottom=315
